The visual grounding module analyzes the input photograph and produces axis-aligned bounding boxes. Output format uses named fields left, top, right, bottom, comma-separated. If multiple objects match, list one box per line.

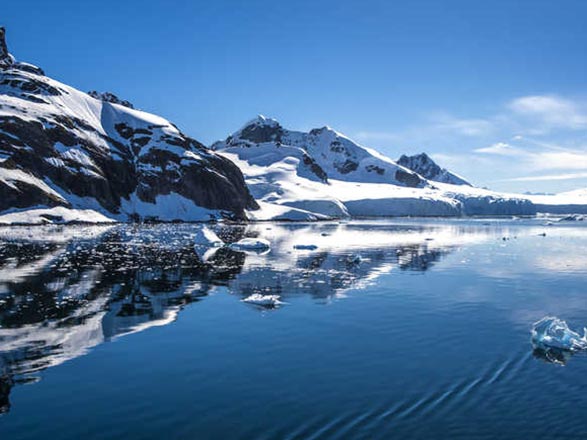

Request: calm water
left=1, top=218, right=587, bottom=439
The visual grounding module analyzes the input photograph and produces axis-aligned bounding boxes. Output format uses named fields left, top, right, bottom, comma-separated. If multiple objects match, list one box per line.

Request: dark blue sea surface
left=1, top=218, right=587, bottom=439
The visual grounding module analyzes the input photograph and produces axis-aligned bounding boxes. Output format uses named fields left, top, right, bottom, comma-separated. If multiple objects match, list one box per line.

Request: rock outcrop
left=0, top=27, right=14, bottom=67
left=397, top=153, right=471, bottom=186
left=88, top=91, right=134, bottom=109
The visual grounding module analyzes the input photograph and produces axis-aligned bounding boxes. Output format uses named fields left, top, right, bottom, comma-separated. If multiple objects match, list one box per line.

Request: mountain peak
left=243, top=114, right=281, bottom=128
left=397, top=153, right=471, bottom=186
left=235, top=115, right=283, bottom=144
left=405, top=152, right=431, bottom=161
left=0, top=27, right=15, bottom=67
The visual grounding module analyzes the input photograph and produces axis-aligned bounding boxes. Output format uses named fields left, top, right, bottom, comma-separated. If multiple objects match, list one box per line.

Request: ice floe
left=241, top=294, right=283, bottom=307
left=229, top=237, right=271, bottom=253
left=531, top=316, right=587, bottom=351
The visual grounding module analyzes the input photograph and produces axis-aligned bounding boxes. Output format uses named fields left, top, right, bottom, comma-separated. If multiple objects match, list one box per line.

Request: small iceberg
left=347, top=253, right=363, bottom=265
left=531, top=316, right=587, bottom=351
left=293, top=244, right=318, bottom=250
left=241, top=293, right=283, bottom=307
left=194, top=226, right=223, bottom=247
left=229, top=237, right=271, bottom=252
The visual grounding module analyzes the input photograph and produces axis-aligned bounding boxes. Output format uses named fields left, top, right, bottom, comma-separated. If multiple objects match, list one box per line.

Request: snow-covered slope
left=213, top=115, right=426, bottom=187
left=0, top=27, right=257, bottom=224
left=397, top=153, right=471, bottom=186
left=213, top=116, right=536, bottom=219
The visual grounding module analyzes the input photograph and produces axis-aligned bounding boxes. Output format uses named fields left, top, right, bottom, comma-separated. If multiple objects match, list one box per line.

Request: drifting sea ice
left=241, top=294, right=283, bottom=307
left=229, top=238, right=271, bottom=252
left=531, top=317, right=587, bottom=351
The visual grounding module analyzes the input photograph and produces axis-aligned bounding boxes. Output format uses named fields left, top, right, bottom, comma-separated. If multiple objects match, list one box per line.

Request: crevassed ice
left=531, top=316, right=587, bottom=351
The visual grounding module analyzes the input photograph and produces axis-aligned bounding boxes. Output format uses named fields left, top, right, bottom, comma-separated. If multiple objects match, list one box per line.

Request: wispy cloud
left=431, top=114, right=495, bottom=136
left=474, top=142, right=526, bottom=156
left=501, top=172, right=587, bottom=182
left=508, top=95, right=587, bottom=130
left=350, top=94, right=587, bottom=192
left=529, top=151, right=587, bottom=170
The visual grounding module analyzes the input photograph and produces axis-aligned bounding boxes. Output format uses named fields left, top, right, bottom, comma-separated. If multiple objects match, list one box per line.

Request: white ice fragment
left=194, top=226, right=223, bottom=247
left=241, top=294, right=282, bottom=307
left=229, top=237, right=271, bottom=252
left=531, top=316, right=587, bottom=351
left=347, top=253, right=363, bottom=264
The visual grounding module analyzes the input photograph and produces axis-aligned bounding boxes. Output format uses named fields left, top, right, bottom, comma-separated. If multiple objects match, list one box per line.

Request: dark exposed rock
left=239, top=120, right=283, bottom=143
left=13, top=62, right=45, bottom=76
left=0, top=27, right=13, bottom=67
left=88, top=91, right=134, bottom=109
left=0, top=178, right=64, bottom=211
left=395, top=169, right=424, bottom=187
left=398, top=153, right=471, bottom=186
left=0, top=73, right=61, bottom=96
left=302, top=153, right=328, bottom=183
left=366, top=165, right=385, bottom=175
left=330, top=141, right=345, bottom=153
left=337, top=159, right=359, bottom=174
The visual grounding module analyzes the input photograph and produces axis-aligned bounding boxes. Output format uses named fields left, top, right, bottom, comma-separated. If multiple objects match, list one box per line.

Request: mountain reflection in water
left=0, top=221, right=506, bottom=413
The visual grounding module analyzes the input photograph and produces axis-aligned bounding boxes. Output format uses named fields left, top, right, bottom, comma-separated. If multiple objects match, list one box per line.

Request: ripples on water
left=1, top=218, right=587, bottom=439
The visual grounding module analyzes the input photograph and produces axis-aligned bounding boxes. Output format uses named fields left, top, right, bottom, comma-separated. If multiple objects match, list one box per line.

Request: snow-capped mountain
left=397, top=153, right=471, bottom=186
left=213, top=116, right=536, bottom=219
left=213, top=115, right=426, bottom=187
left=0, top=27, right=257, bottom=224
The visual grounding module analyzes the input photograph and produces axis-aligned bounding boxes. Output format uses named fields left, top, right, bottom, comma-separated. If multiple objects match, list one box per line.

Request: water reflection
left=532, top=346, right=575, bottom=366
left=0, top=221, right=524, bottom=413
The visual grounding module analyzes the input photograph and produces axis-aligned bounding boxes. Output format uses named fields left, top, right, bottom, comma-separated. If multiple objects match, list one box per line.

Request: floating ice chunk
left=229, top=237, right=271, bottom=252
left=347, top=253, right=363, bottom=264
left=293, top=244, right=318, bottom=250
left=241, top=294, right=282, bottom=307
left=531, top=316, right=587, bottom=351
left=194, top=226, right=223, bottom=247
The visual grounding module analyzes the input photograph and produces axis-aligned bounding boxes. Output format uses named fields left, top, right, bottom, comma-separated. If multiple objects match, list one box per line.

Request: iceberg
left=531, top=316, right=587, bottom=351
left=241, top=294, right=283, bottom=307
left=228, top=237, right=271, bottom=252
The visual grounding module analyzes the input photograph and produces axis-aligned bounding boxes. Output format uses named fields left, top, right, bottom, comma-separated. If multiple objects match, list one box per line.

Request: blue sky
left=4, top=0, right=587, bottom=193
